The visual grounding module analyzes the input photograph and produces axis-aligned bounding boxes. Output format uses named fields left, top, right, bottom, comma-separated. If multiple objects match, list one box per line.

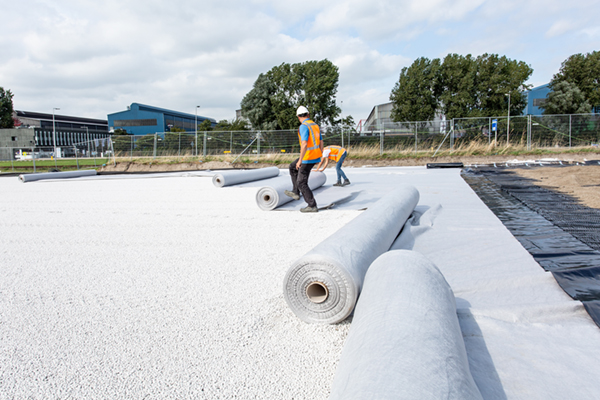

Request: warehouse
left=108, top=103, right=216, bottom=136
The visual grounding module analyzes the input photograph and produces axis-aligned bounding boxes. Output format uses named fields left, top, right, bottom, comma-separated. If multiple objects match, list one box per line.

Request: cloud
left=2, top=0, right=600, bottom=123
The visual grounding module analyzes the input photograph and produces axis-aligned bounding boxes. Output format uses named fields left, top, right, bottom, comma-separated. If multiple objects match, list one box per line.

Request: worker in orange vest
left=315, top=145, right=350, bottom=186
left=284, top=106, right=323, bottom=213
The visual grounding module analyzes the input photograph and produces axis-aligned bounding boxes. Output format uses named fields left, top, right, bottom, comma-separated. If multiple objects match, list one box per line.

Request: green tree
left=551, top=51, right=600, bottom=109
left=240, top=73, right=278, bottom=130
left=475, top=53, right=532, bottom=117
left=390, top=57, right=441, bottom=122
left=0, top=87, right=15, bottom=128
left=241, top=59, right=341, bottom=130
left=542, top=81, right=591, bottom=115
left=198, top=119, right=213, bottom=131
left=212, top=118, right=250, bottom=131
left=389, top=54, right=532, bottom=121
left=112, top=128, right=129, bottom=135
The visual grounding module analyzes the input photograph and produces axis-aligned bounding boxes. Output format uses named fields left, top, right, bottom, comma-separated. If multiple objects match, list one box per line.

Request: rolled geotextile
left=18, top=169, right=97, bottom=183
left=283, top=185, right=419, bottom=324
left=212, top=166, right=280, bottom=187
left=329, top=250, right=483, bottom=400
left=255, top=172, right=326, bottom=211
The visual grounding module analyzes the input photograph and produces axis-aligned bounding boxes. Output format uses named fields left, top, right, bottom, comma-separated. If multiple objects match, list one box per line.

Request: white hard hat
left=296, top=106, right=309, bottom=116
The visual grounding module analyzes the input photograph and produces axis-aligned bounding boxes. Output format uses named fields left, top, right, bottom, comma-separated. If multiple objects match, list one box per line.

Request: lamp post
left=505, top=93, right=511, bottom=144
left=52, top=107, right=60, bottom=157
left=195, top=106, right=200, bottom=156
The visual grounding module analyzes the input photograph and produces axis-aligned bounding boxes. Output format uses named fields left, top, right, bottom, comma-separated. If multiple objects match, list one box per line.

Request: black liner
left=426, top=162, right=464, bottom=169
left=462, top=166, right=600, bottom=328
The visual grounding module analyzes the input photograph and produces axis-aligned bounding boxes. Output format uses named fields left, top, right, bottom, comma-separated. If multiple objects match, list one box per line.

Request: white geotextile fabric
left=18, top=169, right=97, bottom=182
left=255, top=172, right=326, bottom=210
left=329, top=250, right=482, bottom=400
left=212, top=166, right=279, bottom=187
left=283, top=185, right=419, bottom=324
left=3, top=166, right=600, bottom=399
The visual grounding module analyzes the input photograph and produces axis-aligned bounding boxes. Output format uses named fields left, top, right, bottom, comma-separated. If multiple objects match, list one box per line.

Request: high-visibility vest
left=298, top=119, right=322, bottom=162
left=325, top=145, right=347, bottom=162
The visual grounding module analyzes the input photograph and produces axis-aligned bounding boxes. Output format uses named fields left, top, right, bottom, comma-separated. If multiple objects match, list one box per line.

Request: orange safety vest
left=298, top=119, right=322, bottom=162
left=325, top=145, right=347, bottom=162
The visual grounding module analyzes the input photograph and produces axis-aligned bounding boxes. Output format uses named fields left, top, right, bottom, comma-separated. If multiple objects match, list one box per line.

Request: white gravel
left=0, top=175, right=360, bottom=399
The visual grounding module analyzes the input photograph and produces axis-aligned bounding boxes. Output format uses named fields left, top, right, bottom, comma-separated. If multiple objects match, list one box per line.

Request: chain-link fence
left=2, top=113, right=598, bottom=170
left=0, top=139, right=113, bottom=173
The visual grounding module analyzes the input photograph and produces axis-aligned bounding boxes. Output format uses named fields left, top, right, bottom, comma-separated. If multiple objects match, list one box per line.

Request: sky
left=1, top=0, right=599, bottom=124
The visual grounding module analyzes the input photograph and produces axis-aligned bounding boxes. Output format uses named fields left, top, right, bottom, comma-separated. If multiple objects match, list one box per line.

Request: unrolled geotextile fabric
left=283, top=185, right=419, bottom=324
left=329, top=250, right=482, bottom=400
left=18, top=169, right=97, bottom=183
left=255, top=172, right=326, bottom=211
left=212, top=166, right=279, bottom=187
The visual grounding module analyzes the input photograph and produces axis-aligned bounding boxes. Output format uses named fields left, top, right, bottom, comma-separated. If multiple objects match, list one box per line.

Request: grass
left=2, top=143, right=598, bottom=175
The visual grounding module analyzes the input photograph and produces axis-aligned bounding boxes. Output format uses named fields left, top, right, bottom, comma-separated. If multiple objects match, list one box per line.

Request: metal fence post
left=569, top=115, right=572, bottom=148
left=153, top=133, right=158, bottom=159
left=450, top=119, right=455, bottom=149
left=74, top=145, right=80, bottom=169
left=414, top=122, right=418, bottom=153
left=380, top=130, right=384, bottom=155
left=203, top=131, right=207, bottom=157
left=130, top=136, right=133, bottom=161
left=32, top=146, right=36, bottom=173
left=257, top=131, right=261, bottom=159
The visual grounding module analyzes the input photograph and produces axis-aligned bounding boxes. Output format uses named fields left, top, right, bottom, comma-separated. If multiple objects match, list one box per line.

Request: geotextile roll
left=255, top=172, right=326, bottom=211
left=212, top=166, right=279, bottom=187
left=329, top=250, right=482, bottom=400
left=283, top=185, right=419, bottom=324
left=18, top=169, right=97, bottom=183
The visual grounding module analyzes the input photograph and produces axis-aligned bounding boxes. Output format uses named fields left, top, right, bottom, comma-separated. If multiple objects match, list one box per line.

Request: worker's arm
left=296, top=141, right=308, bottom=169
left=317, top=158, right=329, bottom=172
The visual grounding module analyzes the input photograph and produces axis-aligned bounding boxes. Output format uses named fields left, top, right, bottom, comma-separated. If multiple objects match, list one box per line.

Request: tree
left=390, top=57, right=440, bottom=122
left=542, top=81, right=591, bottom=115
left=389, top=54, right=532, bottom=121
left=551, top=51, right=600, bottom=109
left=212, top=119, right=250, bottom=131
left=241, top=59, right=341, bottom=130
left=240, top=73, right=278, bottom=130
left=198, top=119, right=213, bottom=131
left=0, top=87, right=15, bottom=129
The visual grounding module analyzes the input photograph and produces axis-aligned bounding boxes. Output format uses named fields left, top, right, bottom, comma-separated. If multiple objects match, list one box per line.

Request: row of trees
left=389, top=53, right=533, bottom=122
left=544, top=51, right=599, bottom=115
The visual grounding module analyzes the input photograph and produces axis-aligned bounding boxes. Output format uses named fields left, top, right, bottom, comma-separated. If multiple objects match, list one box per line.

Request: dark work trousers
left=289, top=158, right=317, bottom=208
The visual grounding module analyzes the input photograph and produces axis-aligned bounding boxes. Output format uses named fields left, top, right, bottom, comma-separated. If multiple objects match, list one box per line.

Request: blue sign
left=492, top=119, right=498, bottom=132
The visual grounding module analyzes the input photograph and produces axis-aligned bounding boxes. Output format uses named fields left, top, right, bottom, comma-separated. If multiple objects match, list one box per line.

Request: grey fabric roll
left=255, top=172, right=326, bottom=211
left=329, top=250, right=482, bottom=400
left=212, top=166, right=280, bottom=187
left=18, top=169, right=97, bottom=183
left=283, top=185, right=419, bottom=324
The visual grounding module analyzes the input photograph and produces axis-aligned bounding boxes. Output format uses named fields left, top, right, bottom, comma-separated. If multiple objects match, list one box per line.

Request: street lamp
left=505, top=93, right=511, bottom=144
left=52, top=107, right=60, bottom=157
left=195, top=105, right=200, bottom=156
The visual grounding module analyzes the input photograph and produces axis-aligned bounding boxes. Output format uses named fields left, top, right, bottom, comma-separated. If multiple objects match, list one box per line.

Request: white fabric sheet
left=255, top=172, right=326, bottom=210
left=212, top=166, right=279, bottom=187
left=283, top=185, right=419, bottom=324
left=329, top=250, right=482, bottom=400
left=18, top=169, right=97, bottom=182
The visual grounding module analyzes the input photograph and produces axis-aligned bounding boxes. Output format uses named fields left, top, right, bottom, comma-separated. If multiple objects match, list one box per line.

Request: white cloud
left=1, top=0, right=599, bottom=123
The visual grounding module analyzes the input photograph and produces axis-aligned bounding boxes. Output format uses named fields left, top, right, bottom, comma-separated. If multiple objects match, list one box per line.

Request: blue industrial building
left=108, top=103, right=216, bottom=135
left=522, top=84, right=552, bottom=116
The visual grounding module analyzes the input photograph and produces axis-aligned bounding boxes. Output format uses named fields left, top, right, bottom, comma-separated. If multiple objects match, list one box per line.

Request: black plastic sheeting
left=462, top=167, right=600, bottom=328
left=427, top=162, right=464, bottom=169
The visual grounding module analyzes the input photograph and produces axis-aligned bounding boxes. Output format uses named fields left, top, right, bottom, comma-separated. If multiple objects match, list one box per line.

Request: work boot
left=300, top=206, right=318, bottom=213
left=333, top=181, right=342, bottom=187
left=284, top=190, right=300, bottom=200
left=342, top=179, right=351, bottom=186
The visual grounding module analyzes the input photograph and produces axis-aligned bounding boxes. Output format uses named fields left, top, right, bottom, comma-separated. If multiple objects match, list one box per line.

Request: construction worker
left=315, top=145, right=350, bottom=186
left=284, top=106, right=323, bottom=213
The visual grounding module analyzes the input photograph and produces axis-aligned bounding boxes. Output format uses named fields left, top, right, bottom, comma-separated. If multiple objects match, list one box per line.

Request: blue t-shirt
left=299, top=124, right=321, bottom=164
